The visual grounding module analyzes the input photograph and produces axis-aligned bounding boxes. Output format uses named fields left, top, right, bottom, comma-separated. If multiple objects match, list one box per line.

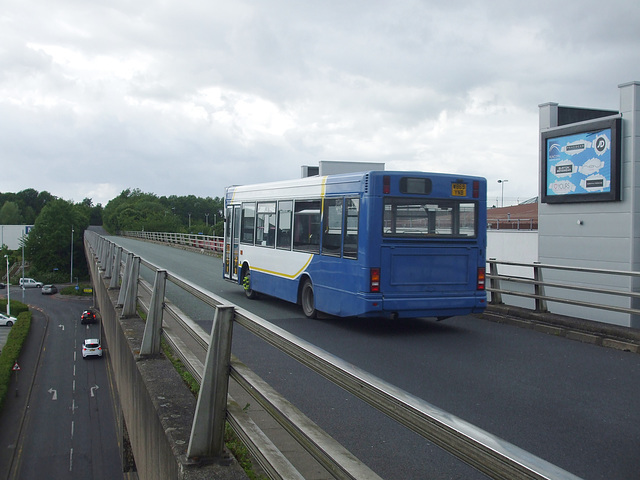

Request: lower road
left=108, top=235, right=640, bottom=480
left=0, top=287, right=123, bottom=480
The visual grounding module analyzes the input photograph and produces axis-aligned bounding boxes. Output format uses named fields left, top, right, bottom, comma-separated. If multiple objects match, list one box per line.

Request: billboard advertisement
left=541, top=116, right=621, bottom=204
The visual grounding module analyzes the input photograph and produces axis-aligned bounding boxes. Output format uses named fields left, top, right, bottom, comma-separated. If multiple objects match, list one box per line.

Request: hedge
left=0, top=311, right=32, bottom=412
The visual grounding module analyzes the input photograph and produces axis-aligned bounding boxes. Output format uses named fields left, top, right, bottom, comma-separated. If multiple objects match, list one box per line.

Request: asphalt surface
left=105, top=235, right=640, bottom=480
left=0, top=287, right=123, bottom=480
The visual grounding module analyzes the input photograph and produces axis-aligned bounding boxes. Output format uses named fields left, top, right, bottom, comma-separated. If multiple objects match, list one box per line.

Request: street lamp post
left=70, top=226, right=74, bottom=284
left=497, top=179, right=509, bottom=207
left=21, top=234, right=25, bottom=303
left=4, top=255, right=10, bottom=317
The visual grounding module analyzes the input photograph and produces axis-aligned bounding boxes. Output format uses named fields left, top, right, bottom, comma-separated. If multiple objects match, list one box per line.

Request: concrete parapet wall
left=86, top=246, right=247, bottom=480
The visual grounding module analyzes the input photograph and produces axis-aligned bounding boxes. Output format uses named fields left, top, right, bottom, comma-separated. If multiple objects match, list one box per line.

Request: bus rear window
left=383, top=198, right=477, bottom=237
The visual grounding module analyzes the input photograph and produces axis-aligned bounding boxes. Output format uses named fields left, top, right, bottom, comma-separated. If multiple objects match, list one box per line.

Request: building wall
left=0, top=225, right=32, bottom=250
left=538, top=82, right=640, bottom=327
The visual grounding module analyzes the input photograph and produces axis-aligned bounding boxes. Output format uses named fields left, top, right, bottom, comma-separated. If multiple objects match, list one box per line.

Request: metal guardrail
left=86, top=231, right=582, bottom=479
left=122, top=230, right=223, bottom=254
left=487, top=259, right=640, bottom=317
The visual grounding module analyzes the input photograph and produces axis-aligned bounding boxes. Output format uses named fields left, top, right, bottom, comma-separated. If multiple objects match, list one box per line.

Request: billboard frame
left=540, top=116, right=621, bottom=204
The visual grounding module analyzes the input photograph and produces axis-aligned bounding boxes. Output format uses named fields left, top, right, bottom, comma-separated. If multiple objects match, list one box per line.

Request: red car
left=81, top=309, right=97, bottom=324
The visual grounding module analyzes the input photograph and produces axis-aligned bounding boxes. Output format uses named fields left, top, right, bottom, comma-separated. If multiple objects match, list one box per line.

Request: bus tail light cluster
left=473, top=180, right=480, bottom=198
left=383, top=176, right=391, bottom=194
left=370, top=268, right=381, bottom=292
left=477, top=267, right=486, bottom=290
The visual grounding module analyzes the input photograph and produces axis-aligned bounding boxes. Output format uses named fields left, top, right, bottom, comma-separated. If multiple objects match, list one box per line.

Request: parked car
left=19, top=278, right=43, bottom=288
left=0, top=313, right=18, bottom=327
left=0, top=282, right=5, bottom=289
left=41, top=284, right=58, bottom=295
left=81, top=309, right=97, bottom=324
left=82, top=338, right=102, bottom=358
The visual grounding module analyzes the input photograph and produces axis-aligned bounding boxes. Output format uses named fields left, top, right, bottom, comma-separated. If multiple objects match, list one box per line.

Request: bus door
left=223, top=205, right=241, bottom=281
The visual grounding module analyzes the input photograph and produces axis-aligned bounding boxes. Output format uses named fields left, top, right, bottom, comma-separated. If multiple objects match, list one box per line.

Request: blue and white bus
left=223, top=171, right=487, bottom=319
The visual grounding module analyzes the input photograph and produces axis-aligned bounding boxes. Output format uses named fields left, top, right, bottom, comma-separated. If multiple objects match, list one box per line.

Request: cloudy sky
left=2, top=0, right=639, bottom=208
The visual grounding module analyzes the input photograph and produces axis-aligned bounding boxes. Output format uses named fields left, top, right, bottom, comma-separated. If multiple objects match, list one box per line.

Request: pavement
left=0, top=306, right=49, bottom=479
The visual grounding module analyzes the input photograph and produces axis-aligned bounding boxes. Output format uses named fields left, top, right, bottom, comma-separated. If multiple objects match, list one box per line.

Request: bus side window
left=277, top=200, right=293, bottom=250
left=344, top=198, right=359, bottom=259
left=241, top=203, right=255, bottom=244
left=256, top=202, right=276, bottom=247
left=322, top=198, right=343, bottom=257
left=293, top=199, right=321, bottom=253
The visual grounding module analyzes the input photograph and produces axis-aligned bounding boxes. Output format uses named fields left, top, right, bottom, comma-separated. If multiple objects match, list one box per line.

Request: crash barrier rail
left=122, top=230, right=224, bottom=253
left=487, top=259, right=640, bottom=317
left=86, top=231, right=581, bottom=479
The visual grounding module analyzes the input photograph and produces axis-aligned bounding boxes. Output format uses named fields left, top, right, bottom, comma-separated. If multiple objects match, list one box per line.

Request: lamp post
left=70, top=226, right=74, bottom=284
left=21, top=234, right=25, bottom=303
left=4, top=255, right=10, bottom=317
left=497, top=179, right=509, bottom=207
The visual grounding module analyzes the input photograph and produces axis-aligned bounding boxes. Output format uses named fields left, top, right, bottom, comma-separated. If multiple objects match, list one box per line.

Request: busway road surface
left=105, top=234, right=640, bottom=480
left=0, top=286, right=123, bottom=480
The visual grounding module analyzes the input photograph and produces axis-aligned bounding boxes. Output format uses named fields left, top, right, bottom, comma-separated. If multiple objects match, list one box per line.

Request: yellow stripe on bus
left=251, top=254, right=314, bottom=279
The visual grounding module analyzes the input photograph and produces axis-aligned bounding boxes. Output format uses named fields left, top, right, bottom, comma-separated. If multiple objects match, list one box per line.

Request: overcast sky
left=2, top=0, right=638, bottom=208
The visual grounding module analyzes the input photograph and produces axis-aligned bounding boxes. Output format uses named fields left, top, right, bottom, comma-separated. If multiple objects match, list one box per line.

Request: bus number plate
left=452, top=183, right=467, bottom=196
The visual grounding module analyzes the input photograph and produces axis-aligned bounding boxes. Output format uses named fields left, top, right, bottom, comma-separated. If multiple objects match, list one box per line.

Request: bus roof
left=225, top=171, right=486, bottom=203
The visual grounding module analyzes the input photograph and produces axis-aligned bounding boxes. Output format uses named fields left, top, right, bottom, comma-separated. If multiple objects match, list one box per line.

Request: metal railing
left=122, top=230, right=223, bottom=254
left=85, top=230, right=581, bottom=479
left=487, top=259, right=640, bottom=318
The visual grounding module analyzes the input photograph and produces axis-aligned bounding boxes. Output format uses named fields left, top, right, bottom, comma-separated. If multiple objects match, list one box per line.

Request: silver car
left=41, top=284, right=58, bottom=295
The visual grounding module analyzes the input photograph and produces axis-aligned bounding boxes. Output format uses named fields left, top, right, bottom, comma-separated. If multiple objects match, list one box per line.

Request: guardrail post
left=121, top=255, right=140, bottom=317
left=104, top=242, right=113, bottom=278
left=488, top=259, right=503, bottom=305
left=100, top=238, right=109, bottom=269
left=533, top=262, right=548, bottom=312
left=187, top=305, right=235, bottom=460
left=140, top=269, right=167, bottom=355
left=116, top=252, right=132, bottom=307
left=110, top=246, right=122, bottom=289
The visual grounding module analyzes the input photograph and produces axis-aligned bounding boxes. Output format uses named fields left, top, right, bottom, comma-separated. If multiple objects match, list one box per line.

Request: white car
left=0, top=313, right=18, bottom=327
left=19, top=278, right=43, bottom=288
left=82, top=338, right=103, bottom=358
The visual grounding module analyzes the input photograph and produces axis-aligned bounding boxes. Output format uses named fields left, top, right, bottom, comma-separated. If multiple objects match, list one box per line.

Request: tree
left=25, top=199, right=89, bottom=279
left=0, top=201, right=23, bottom=224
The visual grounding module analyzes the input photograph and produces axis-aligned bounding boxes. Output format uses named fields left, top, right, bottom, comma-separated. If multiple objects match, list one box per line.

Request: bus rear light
left=473, top=180, right=480, bottom=198
left=383, top=176, right=391, bottom=194
left=370, top=268, right=381, bottom=292
left=477, top=267, right=486, bottom=290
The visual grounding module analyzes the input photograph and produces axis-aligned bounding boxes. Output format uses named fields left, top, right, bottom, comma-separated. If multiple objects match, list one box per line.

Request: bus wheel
left=242, top=268, right=258, bottom=299
left=301, top=279, right=317, bottom=319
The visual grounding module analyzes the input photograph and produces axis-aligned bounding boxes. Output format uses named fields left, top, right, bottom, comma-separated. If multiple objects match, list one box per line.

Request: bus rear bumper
left=358, top=294, right=486, bottom=319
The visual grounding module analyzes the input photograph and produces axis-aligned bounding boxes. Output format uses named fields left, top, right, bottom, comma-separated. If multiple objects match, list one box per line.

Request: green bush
left=60, top=284, right=94, bottom=296
left=0, top=311, right=32, bottom=412
left=0, top=299, right=29, bottom=317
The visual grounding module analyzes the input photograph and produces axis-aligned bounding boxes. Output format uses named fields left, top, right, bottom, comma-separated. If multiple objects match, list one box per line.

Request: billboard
left=541, top=116, right=621, bottom=204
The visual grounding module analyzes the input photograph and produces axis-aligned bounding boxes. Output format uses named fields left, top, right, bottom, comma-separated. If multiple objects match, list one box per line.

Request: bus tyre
left=301, top=279, right=317, bottom=319
left=242, top=268, right=258, bottom=299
